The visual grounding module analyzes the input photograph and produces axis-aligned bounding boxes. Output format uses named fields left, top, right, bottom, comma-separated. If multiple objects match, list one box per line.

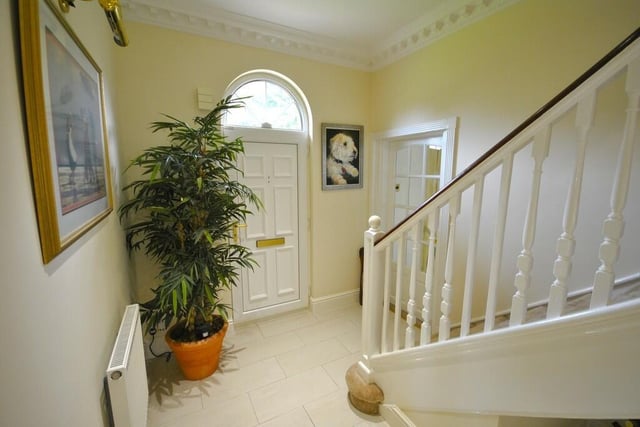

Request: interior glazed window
left=223, top=80, right=303, bottom=130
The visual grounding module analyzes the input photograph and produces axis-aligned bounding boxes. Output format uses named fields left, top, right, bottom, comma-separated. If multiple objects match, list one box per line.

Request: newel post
left=357, top=215, right=385, bottom=382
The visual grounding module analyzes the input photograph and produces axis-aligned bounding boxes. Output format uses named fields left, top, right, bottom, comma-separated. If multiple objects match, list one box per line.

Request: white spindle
left=461, top=178, right=484, bottom=337
left=439, top=196, right=460, bottom=341
left=405, top=225, right=420, bottom=348
left=510, top=127, right=551, bottom=326
left=591, top=58, right=640, bottom=309
left=393, top=234, right=405, bottom=350
left=381, top=246, right=392, bottom=353
left=485, top=154, right=514, bottom=332
left=420, top=210, right=439, bottom=345
left=547, top=94, right=596, bottom=318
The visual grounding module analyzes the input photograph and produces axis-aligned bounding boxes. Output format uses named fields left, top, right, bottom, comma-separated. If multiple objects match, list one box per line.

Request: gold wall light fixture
left=58, top=0, right=129, bottom=46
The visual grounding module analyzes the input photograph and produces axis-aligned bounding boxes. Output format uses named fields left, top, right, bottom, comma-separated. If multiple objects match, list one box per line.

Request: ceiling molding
left=371, top=0, right=520, bottom=69
left=120, top=0, right=519, bottom=71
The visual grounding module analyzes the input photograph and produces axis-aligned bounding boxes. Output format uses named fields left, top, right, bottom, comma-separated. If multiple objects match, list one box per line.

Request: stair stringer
left=369, top=299, right=640, bottom=420
left=381, top=404, right=502, bottom=427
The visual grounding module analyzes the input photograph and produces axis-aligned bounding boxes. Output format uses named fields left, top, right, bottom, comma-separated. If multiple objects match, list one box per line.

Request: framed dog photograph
left=322, top=123, right=364, bottom=190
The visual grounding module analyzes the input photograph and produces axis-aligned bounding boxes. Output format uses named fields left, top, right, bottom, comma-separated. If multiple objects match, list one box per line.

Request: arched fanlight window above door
left=223, top=74, right=306, bottom=131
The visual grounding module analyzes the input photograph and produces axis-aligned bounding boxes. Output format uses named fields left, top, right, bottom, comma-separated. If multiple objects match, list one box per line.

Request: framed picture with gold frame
left=19, top=0, right=112, bottom=264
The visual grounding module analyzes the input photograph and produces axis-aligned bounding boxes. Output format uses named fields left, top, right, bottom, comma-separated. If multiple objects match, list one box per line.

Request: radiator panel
left=106, top=304, right=148, bottom=427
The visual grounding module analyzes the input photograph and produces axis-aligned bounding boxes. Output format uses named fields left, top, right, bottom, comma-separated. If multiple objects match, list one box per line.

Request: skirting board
left=310, top=289, right=360, bottom=316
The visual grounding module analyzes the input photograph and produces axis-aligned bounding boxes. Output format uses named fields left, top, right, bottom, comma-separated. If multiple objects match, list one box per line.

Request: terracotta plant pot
left=165, top=321, right=229, bottom=380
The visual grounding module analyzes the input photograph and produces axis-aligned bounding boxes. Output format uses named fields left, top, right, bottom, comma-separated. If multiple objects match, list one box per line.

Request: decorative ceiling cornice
left=120, top=0, right=519, bottom=71
left=371, top=0, right=519, bottom=69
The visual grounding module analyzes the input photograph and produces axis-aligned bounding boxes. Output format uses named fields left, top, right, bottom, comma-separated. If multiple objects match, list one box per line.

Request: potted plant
left=119, top=96, right=260, bottom=380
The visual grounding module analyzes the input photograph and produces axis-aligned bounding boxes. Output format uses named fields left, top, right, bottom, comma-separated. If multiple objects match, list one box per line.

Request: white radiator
left=106, top=304, right=148, bottom=427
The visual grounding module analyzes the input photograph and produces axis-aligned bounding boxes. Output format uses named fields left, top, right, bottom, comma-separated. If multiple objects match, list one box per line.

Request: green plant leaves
left=119, top=96, right=261, bottom=341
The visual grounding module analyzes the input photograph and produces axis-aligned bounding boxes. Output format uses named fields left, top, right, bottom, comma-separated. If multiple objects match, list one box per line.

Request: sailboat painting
left=46, top=28, right=107, bottom=215
left=19, top=0, right=112, bottom=263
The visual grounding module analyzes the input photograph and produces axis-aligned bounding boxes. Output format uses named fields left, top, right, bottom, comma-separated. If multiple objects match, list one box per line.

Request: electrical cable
left=148, top=327, right=172, bottom=362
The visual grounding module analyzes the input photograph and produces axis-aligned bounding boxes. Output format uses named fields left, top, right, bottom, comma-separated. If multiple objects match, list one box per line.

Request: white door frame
left=370, top=119, right=457, bottom=327
left=370, top=118, right=458, bottom=229
left=224, top=126, right=310, bottom=322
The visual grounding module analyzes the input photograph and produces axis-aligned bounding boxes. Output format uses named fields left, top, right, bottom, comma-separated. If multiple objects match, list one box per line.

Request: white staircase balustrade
left=381, top=245, right=392, bottom=354
left=510, top=125, right=550, bottom=325
left=404, top=225, right=420, bottom=348
left=438, top=194, right=460, bottom=342
left=547, top=94, right=596, bottom=318
left=392, top=231, right=405, bottom=351
left=419, top=210, right=438, bottom=345
left=484, top=153, right=513, bottom=332
left=591, top=57, right=640, bottom=309
left=460, top=177, right=483, bottom=337
left=357, top=30, right=640, bottom=419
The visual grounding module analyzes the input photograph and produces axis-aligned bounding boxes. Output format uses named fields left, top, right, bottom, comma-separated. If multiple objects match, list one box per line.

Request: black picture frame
left=321, top=123, right=364, bottom=190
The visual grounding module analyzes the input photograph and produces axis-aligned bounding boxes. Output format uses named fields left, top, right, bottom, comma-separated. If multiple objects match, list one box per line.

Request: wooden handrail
left=376, top=26, right=640, bottom=246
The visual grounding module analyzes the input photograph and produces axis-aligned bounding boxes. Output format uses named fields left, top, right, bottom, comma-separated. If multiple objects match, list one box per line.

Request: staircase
left=350, top=28, right=640, bottom=425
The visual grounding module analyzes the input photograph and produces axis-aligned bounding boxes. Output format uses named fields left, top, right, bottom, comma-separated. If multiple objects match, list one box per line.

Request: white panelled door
left=236, top=142, right=300, bottom=317
left=391, top=136, right=444, bottom=225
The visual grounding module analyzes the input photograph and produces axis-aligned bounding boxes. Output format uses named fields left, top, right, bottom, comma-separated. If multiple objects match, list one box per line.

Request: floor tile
left=256, top=309, right=319, bottom=337
left=160, top=393, right=258, bottom=427
left=146, top=357, right=205, bottom=426
left=322, top=352, right=361, bottom=388
left=232, top=331, right=305, bottom=367
left=304, top=388, right=388, bottom=427
left=355, top=418, right=391, bottom=426
left=226, top=322, right=264, bottom=346
left=148, top=398, right=203, bottom=427
left=276, top=337, right=350, bottom=377
left=257, top=407, right=314, bottom=427
left=200, top=357, right=285, bottom=405
left=295, top=317, right=360, bottom=345
left=336, top=326, right=362, bottom=353
left=248, top=366, right=338, bottom=423
left=312, top=302, right=363, bottom=322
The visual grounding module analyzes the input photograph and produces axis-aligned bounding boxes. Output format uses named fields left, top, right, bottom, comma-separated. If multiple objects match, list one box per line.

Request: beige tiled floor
left=146, top=304, right=389, bottom=427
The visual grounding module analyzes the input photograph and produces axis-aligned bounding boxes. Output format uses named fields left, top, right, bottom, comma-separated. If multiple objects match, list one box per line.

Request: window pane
left=426, top=145, right=442, bottom=175
left=409, top=177, right=425, bottom=206
left=224, top=80, right=302, bottom=130
left=409, top=145, right=424, bottom=175
left=425, top=178, right=439, bottom=199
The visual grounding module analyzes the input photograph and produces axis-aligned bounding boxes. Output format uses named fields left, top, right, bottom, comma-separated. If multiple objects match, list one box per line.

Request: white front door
left=235, top=142, right=300, bottom=319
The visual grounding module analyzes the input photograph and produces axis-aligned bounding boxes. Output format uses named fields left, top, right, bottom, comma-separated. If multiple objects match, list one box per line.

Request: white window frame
left=223, top=69, right=311, bottom=135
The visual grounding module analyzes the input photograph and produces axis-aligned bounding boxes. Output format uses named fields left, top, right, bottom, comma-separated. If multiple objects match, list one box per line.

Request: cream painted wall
left=0, top=2, right=131, bottom=426
left=372, top=0, right=640, bottom=170
left=370, top=0, right=640, bottom=315
left=113, top=22, right=371, bottom=307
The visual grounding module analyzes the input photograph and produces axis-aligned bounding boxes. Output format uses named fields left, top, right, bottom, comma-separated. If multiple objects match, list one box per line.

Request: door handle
left=232, top=223, right=247, bottom=243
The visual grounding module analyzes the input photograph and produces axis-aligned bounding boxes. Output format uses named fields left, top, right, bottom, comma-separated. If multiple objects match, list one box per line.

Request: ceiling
left=120, top=0, right=518, bottom=70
